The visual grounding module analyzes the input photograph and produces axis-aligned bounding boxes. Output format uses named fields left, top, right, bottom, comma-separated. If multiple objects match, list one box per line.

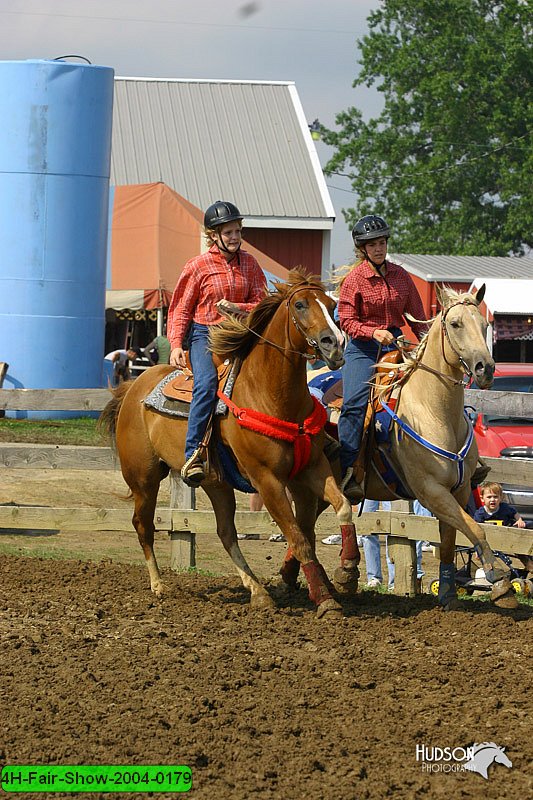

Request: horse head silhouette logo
left=464, top=743, right=512, bottom=779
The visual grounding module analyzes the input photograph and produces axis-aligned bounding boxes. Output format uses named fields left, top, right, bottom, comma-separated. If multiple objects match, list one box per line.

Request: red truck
left=469, top=363, right=533, bottom=521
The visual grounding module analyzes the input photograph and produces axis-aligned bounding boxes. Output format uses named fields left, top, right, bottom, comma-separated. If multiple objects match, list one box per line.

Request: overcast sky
left=1, top=0, right=383, bottom=266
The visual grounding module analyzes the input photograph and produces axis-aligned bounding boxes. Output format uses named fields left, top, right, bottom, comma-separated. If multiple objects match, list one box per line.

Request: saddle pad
left=144, top=360, right=238, bottom=419
left=144, top=370, right=192, bottom=418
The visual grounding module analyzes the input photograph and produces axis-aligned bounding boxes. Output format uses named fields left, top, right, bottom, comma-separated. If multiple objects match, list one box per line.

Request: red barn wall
left=244, top=228, right=324, bottom=274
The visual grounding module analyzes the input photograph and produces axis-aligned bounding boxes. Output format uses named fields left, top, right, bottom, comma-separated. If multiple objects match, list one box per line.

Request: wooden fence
left=1, top=385, right=532, bottom=596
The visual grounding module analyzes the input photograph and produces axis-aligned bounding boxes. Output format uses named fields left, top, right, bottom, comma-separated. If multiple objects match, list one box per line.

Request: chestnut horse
left=99, top=271, right=359, bottom=619
left=337, top=284, right=517, bottom=609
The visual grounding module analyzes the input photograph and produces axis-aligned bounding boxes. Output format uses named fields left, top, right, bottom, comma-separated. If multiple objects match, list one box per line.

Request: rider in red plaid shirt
left=337, top=214, right=429, bottom=495
left=168, top=246, right=266, bottom=350
left=168, top=201, right=266, bottom=486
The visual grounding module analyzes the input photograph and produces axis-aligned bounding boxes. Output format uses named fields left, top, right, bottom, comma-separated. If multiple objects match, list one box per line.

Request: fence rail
left=1, top=385, right=532, bottom=597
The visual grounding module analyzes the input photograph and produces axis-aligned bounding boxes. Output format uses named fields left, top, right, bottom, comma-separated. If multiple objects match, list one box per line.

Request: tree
left=322, top=0, right=532, bottom=255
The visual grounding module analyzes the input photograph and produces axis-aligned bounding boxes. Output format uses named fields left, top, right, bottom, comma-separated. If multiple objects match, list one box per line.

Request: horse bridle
left=234, top=285, right=333, bottom=361
left=408, top=299, right=477, bottom=387
left=285, top=286, right=331, bottom=358
left=440, top=300, right=477, bottom=379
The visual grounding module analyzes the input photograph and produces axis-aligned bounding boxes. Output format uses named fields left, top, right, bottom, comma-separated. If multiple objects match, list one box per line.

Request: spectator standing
left=144, top=334, right=171, bottom=365
left=104, top=348, right=138, bottom=385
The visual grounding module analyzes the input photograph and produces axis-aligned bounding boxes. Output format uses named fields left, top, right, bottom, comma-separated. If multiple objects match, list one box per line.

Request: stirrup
left=181, top=450, right=206, bottom=487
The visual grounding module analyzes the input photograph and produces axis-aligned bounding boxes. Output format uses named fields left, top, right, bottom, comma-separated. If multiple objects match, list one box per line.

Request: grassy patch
left=0, top=418, right=105, bottom=446
left=176, top=566, right=221, bottom=578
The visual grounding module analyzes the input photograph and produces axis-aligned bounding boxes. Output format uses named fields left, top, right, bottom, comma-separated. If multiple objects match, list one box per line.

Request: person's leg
left=337, top=339, right=379, bottom=475
left=249, top=493, right=264, bottom=512
left=371, top=502, right=393, bottom=588
left=361, top=499, right=382, bottom=583
left=413, top=500, right=432, bottom=575
left=185, top=324, right=218, bottom=460
left=415, top=539, right=424, bottom=579
left=385, top=535, right=395, bottom=589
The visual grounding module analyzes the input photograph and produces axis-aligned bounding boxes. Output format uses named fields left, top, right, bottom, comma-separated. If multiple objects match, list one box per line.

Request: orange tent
left=106, top=183, right=290, bottom=310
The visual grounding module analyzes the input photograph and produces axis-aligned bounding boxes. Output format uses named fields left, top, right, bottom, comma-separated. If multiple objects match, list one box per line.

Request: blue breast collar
left=379, top=399, right=474, bottom=491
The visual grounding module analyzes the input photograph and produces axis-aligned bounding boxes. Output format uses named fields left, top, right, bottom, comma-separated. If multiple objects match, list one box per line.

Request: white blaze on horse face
left=316, top=298, right=344, bottom=348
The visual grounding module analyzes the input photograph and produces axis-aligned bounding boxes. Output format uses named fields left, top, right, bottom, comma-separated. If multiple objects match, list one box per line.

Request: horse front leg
left=421, top=486, right=518, bottom=610
left=281, top=485, right=337, bottom=598
left=202, top=481, right=275, bottom=610
left=300, top=457, right=360, bottom=595
left=257, top=474, right=343, bottom=619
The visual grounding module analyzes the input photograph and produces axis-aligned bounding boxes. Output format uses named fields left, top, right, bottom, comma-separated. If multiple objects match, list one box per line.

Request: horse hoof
left=251, top=593, right=277, bottom=611
left=151, top=582, right=165, bottom=598
left=442, top=597, right=461, bottom=611
left=316, top=597, right=343, bottom=620
left=492, top=589, right=519, bottom=609
left=490, top=578, right=515, bottom=602
left=333, top=566, right=359, bottom=595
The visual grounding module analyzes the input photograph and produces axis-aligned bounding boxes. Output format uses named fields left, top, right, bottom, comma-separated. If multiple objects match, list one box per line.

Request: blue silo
left=0, top=59, right=114, bottom=418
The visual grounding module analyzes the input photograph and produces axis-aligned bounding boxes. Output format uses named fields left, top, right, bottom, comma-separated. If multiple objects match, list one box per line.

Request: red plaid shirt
left=168, top=245, right=267, bottom=348
left=338, top=259, right=428, bottom=341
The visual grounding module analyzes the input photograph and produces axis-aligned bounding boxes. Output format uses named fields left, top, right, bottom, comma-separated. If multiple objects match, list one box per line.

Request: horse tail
left=97, top=381, right=134, bottom=451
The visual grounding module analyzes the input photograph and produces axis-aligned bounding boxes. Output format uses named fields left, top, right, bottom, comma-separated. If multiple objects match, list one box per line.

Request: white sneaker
left=421, top=542, right=432, bottom=552
left=367, top=577, right=382, bottom=588
left=321, top=534, right=342, bottom=545
left=357, top=536, right=363, bottom=547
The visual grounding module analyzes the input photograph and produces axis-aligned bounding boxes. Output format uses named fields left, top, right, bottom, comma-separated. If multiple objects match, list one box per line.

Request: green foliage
left=322, top=0, right=532, bottom=255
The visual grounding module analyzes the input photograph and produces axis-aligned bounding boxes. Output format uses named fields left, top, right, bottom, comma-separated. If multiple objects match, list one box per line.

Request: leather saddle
left=322, top=349, right=406, bottom=423
left=321, top=350, right=408, bottom=492
left=162, top=356, right=232, bottom=404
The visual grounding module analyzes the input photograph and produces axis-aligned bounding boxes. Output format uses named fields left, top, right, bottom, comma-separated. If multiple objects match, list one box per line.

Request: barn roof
left=389, top=253, right=533, bottom=282
left=111, top=77, right=334, bottom=227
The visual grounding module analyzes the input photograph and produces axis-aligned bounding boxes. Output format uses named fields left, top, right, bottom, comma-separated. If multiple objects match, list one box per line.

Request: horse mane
left=208, top=269, right=326, bottom=360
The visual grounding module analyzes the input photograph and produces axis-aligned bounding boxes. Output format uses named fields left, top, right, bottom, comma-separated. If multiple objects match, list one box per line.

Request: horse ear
left=474, top=283, right=486, bottom=305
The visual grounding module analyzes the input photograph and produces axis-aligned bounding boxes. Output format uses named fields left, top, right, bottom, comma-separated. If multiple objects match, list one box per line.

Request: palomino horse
left=99, top=271, right=359, bottom=619
left=336, top=284, right=517, bottom=609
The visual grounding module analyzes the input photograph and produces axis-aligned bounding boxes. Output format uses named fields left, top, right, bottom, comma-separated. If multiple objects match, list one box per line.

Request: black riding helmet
left=352, top=215, right=390, bottom=246
left=204, top=200, right=243, bottom=229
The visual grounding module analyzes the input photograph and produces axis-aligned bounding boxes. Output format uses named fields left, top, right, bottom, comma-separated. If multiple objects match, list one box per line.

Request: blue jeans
left=361, top=499, right=425, bottom=585
left=361, top=499, right=391, bottom=583
left=185, top=323, right=218, bottom=459
left=338, top=332, right=400, bottom=473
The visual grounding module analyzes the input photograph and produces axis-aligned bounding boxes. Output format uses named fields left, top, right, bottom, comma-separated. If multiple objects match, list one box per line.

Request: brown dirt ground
left=0, top=470, right=532, bottom=800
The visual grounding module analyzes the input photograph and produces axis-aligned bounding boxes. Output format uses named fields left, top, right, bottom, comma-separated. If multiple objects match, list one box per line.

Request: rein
left=397, top=300, right=476, bottom=387
left=230, top=285, right=329, bottom=362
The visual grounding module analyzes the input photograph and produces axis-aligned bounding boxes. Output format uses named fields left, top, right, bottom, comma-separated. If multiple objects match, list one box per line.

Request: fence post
left=169, top=471, right=196, bottom=570
left=388, top=536, right=418, bottom=596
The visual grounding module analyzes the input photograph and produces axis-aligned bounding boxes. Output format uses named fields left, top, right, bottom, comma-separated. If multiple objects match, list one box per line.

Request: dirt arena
left=0, top=471, right=532, bottom=799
